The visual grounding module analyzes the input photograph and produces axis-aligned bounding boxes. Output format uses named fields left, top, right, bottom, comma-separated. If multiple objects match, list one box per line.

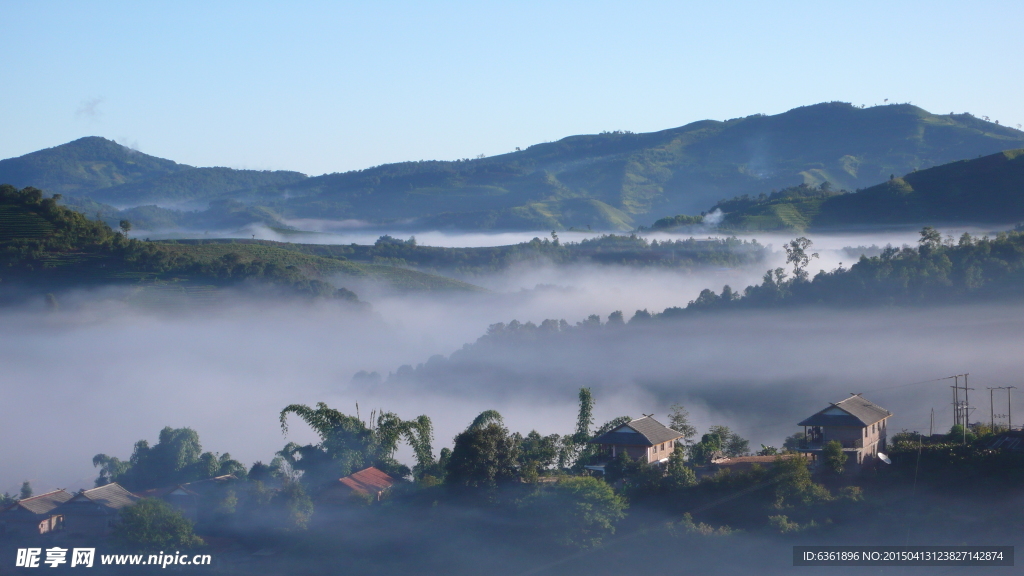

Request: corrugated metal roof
left=0, top=490, right=73, bottom=516
left=799, top=395, right=891, bottom=427
left=337, top=467, right=395, bottom=496
left=590, top=416, right=683, bottom=446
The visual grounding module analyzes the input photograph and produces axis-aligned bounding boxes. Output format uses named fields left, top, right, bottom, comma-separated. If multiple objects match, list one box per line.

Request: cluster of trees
left=562, top=227, right=1024, bottom=321
left=92, top=427, right=248, bottom=491
left=297, top=232, right=765, bottom=276
left=676, top=228, right=1024, bottom=311
left=648, top=214, right=705, bottom=231
left=0, top=481, right=34, bottom=508
left=883, top=424, right=1024, bottom=489
left=0, top=185, right=361, bottom=301
left=0, top=185, right=122, bottom=271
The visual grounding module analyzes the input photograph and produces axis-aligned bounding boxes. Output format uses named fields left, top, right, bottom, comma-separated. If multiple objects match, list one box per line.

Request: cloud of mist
left=74, top=97, right=103, bottom=120
left=381, top=302, right=1024, bottom=455
left=3, top=229, right=1022, bottom=498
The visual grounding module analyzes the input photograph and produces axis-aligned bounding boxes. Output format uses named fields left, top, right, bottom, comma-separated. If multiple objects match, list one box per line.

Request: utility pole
left=1009, top=387, right=1017, bottom=430
left=930, top=408, right=934, bottom=438
left=952, top=376, right=960, bottom=428
left=989, top=387, right=996, bottom=430
left=965, top=374, right=972, bottom=428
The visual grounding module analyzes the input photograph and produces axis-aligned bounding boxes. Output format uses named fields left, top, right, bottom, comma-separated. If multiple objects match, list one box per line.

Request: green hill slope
left=0, top=137, right=190, bottom=195
left=273, top=103, right=1024, bottom=229
left=0, top=185, right=479, bottom=301
left=6, top=103, right=1022, bottom=231
left=697, top=149, right=1024, bottom=232
left=91, top=166, right=307, bottom=206
left=0, top=137, right=307, bottom=208
left=816, top=149, right=1024, bottom=226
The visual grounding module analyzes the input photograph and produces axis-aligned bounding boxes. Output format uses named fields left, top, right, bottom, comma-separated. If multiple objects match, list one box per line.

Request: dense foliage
left=292, top=232, right=766, bottom=276
left=111, top=499, right=204, bottom=551
left=1, top=185, right=480, bottom=300
left=92, top=427, right=247, bottom=491
left=662, top=228, right=1024, bottom=312
left=262, top=103, right=1024, bottom=229
left=7, top=104, right=1021, bottom=231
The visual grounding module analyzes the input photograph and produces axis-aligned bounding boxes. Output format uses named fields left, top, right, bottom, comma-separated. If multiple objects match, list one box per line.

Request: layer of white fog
left=140, top=219, right=1003, bottom=250
left=2, top=227, right=1021, bottom=495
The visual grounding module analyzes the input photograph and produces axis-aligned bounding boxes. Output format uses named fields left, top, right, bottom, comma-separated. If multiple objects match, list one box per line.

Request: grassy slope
left=712, top=148, right=1024, bottom=232
left=156, top=240, right=484, bottom=292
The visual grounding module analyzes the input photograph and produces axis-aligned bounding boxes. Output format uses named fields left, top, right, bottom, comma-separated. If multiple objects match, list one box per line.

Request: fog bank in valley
left=3, top=229, right=1022, bottom=496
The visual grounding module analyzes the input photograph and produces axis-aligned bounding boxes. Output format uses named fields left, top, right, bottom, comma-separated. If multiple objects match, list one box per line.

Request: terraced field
left=0, top=205, right=55, bottom=241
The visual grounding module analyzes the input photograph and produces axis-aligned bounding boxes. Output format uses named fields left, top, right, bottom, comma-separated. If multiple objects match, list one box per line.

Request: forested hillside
left=674, top=149, right=1024, bottom=232
left=4, top=103, right=1022, bottom=231
left=272, top=103, right=1024, bottom=229
left=0, top=185, right=479, bottom=303
left=0, top=137, right=307, bottom=208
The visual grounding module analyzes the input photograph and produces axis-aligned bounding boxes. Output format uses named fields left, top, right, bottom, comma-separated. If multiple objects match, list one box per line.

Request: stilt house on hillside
left=587, top=416, right=684, bottom=473
left=797, top=394, right=891, bottom=468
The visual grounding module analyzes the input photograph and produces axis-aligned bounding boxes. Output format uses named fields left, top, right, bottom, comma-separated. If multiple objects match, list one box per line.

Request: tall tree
left=279, top=402, right=433, bottom=482
left=668, top=403, right=698, bottom=445
left=784, top=237, right=818, bottom=282
left=446, top=414, right=520, bottom=488
left=19, top=481, right=32, bottom=500
left=706, top=425, right=749, bottom=457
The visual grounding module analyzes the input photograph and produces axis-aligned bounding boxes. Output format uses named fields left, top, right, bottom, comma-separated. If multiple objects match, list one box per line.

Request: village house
left=797, top=394, right=892, bottom=469
left=133, top=474, right=238, bottom=524
left=50, top=483, right=139, bottom=538
left=315, top=467, right=396, bottom=504
left=587, top=415, right=684, bottom=473
left=0, top=489, right=73, bottom=537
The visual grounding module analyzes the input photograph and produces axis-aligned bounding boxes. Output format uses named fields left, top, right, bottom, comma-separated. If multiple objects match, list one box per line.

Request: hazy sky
left=2, top=1, right=1022, bottom=175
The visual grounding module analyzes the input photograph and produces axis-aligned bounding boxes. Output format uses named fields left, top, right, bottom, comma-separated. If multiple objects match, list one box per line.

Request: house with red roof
left=315, top=467, right=396, bottom=504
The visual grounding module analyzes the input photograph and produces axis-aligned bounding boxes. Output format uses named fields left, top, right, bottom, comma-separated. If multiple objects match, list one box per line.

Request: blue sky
left=2, top=1, right=1022, bottom=175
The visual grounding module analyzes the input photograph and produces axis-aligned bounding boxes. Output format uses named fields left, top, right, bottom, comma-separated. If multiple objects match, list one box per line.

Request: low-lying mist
left=3, top=228, right=1022, bottom=497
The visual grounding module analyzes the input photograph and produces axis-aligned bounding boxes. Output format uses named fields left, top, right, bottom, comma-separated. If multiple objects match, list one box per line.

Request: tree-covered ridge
left=678, top=148, right=1024, bottom=232
left=0, top=185, right=479, bottom=300
left=641, top=228, right=1024, bottom=316
left=291, top=232, right=765, bottom=275
left=0, top=137, right=190, bottom=195
left=268, top=103, right=1024, bottom=229
left=7, top=103, right=1023, bottom=231
left=0, top=136, right=308, bottom=207
left=679, top=228, right=1024, bottom=310
left=89, top=166, right=307, bottom=205
left=380, top=229, right=1024, bottom=391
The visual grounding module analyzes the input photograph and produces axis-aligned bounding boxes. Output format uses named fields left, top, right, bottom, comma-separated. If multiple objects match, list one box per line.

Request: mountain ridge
left=3, top=103, right=1023, bottom=231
